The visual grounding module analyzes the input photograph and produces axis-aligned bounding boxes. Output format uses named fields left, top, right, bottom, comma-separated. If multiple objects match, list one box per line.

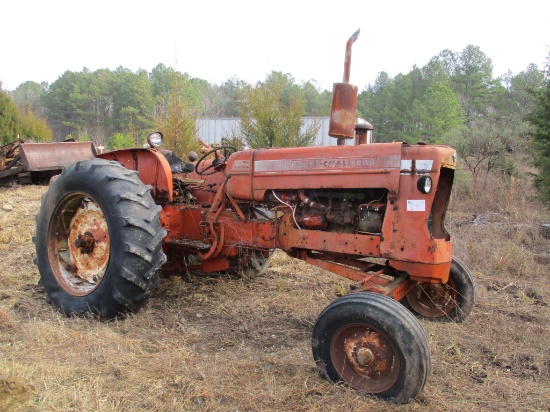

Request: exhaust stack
left=329, top=29, right=360, bottom=145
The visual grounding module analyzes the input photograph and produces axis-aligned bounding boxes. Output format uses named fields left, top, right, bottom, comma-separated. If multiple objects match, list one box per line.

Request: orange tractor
left=34, top=30, right=475, bottom=403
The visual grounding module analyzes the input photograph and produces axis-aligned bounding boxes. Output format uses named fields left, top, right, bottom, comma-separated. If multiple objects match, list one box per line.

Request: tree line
left=358, top=45, right=547, bottom=196
left=1, top=64, right=332, bottom=147
left=1, top=44, right=549, bottom=201
left=359, top=45, right=543, bottom=145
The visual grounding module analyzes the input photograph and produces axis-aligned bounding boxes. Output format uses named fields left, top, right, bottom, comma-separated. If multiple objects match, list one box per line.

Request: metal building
left=197, top=117, right=347, bottom=147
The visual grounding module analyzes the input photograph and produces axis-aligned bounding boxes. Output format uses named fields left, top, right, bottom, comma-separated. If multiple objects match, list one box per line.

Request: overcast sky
left=1, top=0, right=549, bottom=92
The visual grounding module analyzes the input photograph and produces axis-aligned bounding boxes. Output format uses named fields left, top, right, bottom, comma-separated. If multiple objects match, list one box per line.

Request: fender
left=99, top=148, right=173, bottom=203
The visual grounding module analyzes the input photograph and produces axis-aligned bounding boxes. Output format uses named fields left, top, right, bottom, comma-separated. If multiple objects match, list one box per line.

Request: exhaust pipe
left=344, top=28, right=360, bottom=83
left=329, top=29, right=360, bottom=145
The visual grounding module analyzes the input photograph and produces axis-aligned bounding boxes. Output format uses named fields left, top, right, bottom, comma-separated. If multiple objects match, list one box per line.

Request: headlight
left=417, top=176, right=432, bottom=194
left=147, top=131, right=163, bottom=147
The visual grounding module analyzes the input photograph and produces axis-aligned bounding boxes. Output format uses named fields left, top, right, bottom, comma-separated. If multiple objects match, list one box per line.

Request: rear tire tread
left=35, top=158, right=166, bottom=319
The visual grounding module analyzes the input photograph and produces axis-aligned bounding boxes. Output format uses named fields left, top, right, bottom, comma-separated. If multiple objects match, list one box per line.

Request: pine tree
left=527, top=55, right=550, bottom=203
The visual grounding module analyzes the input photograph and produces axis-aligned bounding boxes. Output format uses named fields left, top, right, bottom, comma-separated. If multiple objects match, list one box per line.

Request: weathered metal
left=99, top=148, right=173, bottom=203
left=49, top=195, right=110, bottom=295
left=1, top=141, right=23, bottom=180
left=343, top=28, right=360, bottom=83
left=329, top=29, right=360, bottom=142
left=225, top=142, right=403, bottom=201
left=1, top=140, right=97, bottom=183
left=67, top=199, right=110, bottom=284
left=405, top=280, right=458, bottom=317
left=329, top=82, right=359, bottom=141
left=354, top=121, right=373, bottom=145
left=332, top=323, right=399, bottom=392
left=19, top=142, right=97, bottom=171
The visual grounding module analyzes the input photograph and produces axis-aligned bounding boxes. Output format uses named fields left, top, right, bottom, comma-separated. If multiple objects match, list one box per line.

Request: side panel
left=278, top=213, right=381, bottom=256
left=226, top=143, right=403, bottom=201
left=160, top=205, right=277, bottom=260
left=379, top=145, right=455, bottom=266
left=379, top=145, right=455, bottom=281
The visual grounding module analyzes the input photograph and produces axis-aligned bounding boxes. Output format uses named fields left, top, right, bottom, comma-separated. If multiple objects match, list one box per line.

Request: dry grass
left=1, top=175, right=549, bottom=411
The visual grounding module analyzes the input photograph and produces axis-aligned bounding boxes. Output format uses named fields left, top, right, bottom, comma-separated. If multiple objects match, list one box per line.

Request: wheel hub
left=332, top=324, right=399, bottom=393
left=74, top=231, right=95, bottom=253
left=356, top=347, right=375, bottom=366
left=49, top=194, right=111, bottom=296
left=343, top=329, right=394, bottom=378
left=407, top=281, right=456, bottom=318
left=67, top=199, right=110, bottom=284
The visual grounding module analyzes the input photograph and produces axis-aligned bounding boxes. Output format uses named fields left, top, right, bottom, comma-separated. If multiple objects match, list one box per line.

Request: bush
left=106, top=133, right=135, bottom=150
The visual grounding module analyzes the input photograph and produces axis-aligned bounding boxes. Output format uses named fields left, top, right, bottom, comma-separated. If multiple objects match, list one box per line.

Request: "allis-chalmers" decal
left=253, top=155, right=400, bottom=173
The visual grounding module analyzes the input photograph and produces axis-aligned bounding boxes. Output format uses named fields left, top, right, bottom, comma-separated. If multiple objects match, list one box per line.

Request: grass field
left=0, top=175, right=549, bottom=411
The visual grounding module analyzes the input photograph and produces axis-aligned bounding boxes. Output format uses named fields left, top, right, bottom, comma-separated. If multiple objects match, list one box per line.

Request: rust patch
left=74, top=231, right=95, bottom=254
left=67, top=200, right=110, bottom=284
left=331, top=324, right=400, bottom=392
left=19, top=142, right=97, bottom=171
left=155, top=189, right=170, bottom=204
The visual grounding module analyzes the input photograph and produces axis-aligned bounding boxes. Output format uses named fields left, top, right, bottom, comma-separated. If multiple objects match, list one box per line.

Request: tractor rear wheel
left=402, top=257, right=476, bottom=322
left=312, top=292, right=430, bottom=404
left=34, top=159, right=166, bottom=319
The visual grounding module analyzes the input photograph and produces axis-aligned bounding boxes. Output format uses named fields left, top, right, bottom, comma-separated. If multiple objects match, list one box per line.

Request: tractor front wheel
left=34, top=159, right=166, bottom=319
left=312, top=292, right=431, bottom=404
left=403, top=257, right=476, bottom=322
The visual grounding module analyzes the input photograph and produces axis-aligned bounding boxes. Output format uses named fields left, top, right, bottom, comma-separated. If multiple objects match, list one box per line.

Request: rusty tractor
left=34, top=30, right=475, bottom=403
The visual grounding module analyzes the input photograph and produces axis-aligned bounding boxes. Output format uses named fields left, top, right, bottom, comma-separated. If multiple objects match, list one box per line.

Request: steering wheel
left=194, top=146, right=237, bottom=176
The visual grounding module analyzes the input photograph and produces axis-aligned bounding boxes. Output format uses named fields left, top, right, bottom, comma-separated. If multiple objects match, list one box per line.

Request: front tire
left=312, top=293, right=431, bottom=404
left=34, top=159, right=166, bottom=319
left=402, top=257, right=476, bottom=322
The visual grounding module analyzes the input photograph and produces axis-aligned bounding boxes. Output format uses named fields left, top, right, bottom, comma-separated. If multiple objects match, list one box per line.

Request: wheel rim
left=47, top=193, right=110, bottom=296
left=406, top=279, right=457, bottom=318
left=330, top=324, right=400, bottom=393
